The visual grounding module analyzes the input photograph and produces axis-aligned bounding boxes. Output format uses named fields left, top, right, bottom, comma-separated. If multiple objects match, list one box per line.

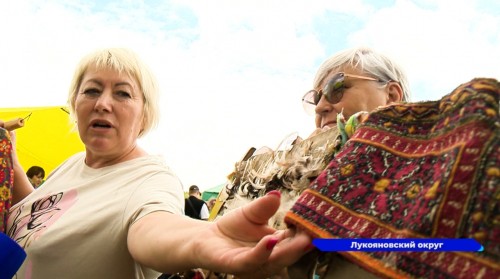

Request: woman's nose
left=315, top=95, right=332, bottom=115
left=94, top=91, right=113, bottom=112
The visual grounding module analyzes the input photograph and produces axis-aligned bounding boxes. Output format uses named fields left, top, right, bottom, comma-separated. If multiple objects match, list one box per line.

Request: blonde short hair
left=67, top=48, right=159, bottom=137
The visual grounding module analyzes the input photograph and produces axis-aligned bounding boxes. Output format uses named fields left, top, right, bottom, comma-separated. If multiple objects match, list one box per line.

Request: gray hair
left=313, top=47, right=411, bottom=102
left=67, top=48, right=160, bottom=137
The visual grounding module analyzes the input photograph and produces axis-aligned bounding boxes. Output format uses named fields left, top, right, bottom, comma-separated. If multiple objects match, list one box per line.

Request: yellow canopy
left=0, top=106, right=85, bottom=177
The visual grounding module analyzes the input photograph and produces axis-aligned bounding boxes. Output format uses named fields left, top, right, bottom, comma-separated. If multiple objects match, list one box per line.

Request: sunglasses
left=302, top=72, right=385, bottom=115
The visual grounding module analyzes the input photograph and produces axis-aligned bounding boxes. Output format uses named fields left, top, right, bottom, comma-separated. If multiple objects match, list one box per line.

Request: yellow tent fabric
left=0, top=106, right=85, bottom=177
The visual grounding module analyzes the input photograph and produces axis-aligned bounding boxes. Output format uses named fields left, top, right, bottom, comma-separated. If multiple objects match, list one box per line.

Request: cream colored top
left=7, top=152, right=184, bottom=279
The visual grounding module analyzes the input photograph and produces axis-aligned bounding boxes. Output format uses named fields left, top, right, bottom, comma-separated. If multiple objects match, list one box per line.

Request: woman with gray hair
left=303, top=47, right=410, bottom=138
left=289, top=47, right=499, bottom=278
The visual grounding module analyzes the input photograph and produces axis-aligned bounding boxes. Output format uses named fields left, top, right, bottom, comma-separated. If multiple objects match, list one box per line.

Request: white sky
left=1, top=0, right=499, bottom=191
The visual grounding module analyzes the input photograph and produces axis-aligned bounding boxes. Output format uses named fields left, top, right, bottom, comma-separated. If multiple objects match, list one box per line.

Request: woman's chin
left=84, top=140, right=113, bottom=152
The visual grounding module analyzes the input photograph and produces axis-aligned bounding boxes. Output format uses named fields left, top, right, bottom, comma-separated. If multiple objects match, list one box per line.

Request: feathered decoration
left=213, top=128, right=340, bottom=229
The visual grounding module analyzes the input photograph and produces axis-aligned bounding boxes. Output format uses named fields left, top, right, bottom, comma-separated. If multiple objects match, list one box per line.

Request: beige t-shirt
left=7, top=152, right=184, bottom=279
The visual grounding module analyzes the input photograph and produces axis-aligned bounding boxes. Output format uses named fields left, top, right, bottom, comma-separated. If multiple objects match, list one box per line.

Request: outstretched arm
left=127, top=191, right=312, bottom=277
left=0, top=120, right=34, bottom=204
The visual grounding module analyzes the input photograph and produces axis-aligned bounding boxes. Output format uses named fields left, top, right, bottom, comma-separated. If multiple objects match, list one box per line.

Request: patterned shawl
left=285, top=78, right=499, bottom=278
left=0, top=128, right=14, bottom=233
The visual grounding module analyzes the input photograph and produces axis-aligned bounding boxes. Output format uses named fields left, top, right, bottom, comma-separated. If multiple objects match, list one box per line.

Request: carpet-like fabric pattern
left=0, top=129, right=14, bottom=233
left=285, top=78, right=499, bottom=278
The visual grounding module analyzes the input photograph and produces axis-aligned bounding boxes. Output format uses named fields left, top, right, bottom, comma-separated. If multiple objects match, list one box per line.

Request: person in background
left=3, top=48, right=311, bottom=279
left=185, top=185, right=210, bottom=220
left=207, top=198, right=217, bottom=212
left=25, top=165, right=45, bottom=188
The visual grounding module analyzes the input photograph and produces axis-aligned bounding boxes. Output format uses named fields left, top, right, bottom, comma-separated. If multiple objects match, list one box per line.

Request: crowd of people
left=0, top=46, right=498, bottom=278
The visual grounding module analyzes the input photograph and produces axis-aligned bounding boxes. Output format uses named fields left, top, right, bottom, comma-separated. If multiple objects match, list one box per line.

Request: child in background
left=26, top=166, right=45, bottom=188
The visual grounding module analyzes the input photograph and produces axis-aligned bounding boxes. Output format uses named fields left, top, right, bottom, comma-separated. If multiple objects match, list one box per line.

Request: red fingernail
left=266, top=238, right=279, bottom=250
left=266, top=190, right=281, bottom=198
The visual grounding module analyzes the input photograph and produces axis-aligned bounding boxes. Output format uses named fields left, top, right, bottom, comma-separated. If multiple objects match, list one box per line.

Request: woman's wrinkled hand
left=199, top=191, right=313, bottom=278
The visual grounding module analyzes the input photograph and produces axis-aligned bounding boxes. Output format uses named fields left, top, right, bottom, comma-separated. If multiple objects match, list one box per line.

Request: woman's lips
left=321, top=121, right=336, bottom=129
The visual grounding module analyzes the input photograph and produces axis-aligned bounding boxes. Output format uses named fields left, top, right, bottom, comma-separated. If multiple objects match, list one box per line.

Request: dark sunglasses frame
left=302, top=72, right=385, bottom=114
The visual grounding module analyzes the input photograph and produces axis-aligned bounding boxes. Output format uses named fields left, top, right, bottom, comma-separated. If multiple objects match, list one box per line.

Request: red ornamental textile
left=285, top=78, right=500, bottom=278
left=0, top=128, right=14, bottom=233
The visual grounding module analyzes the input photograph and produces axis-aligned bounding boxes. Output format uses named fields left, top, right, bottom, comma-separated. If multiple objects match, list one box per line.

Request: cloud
left=348, top=0, right=500, bottom=100
left=1, top=0, right=498, bottom=191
